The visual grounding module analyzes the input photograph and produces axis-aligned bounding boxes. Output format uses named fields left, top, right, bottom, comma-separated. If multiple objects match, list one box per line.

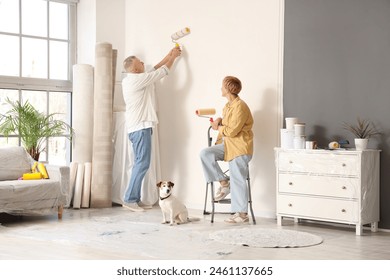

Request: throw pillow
left=38, top=162, right=49, bottom=179
left=0, top=146, right=33, bottom=180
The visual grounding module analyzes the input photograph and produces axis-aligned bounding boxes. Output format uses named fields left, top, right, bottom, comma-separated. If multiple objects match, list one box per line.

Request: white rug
left=0, top=209, right=323, bottom=259
left=209, top=227, right=323, bottom=248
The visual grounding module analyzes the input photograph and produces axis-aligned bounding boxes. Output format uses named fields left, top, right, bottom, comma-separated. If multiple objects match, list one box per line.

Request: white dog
left=157, top=181, right=191, bottom=226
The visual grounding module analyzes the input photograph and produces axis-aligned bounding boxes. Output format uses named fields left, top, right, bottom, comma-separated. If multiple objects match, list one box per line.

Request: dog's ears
left=156, top=181, right=174, bottom=188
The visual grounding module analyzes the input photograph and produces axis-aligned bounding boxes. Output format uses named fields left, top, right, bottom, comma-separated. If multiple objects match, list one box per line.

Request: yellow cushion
left=38, top=163, right=49, bottom=179
left=22, top=172, right=43, bottom=180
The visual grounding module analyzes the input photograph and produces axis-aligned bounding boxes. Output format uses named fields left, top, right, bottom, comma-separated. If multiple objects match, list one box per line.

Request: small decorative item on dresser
left=305, top=141, right=317, bottom=149
left=342, top=117, right=381, bottom=150
left=328, top=141, right=340, bottom=149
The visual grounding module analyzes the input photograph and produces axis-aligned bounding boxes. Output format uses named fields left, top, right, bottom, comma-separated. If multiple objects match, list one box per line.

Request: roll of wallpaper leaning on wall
left=71, top=64, right=94, bottom=207
left=81, top=162, right=92, bottom=208
left=91, top=42, right=114, bottom=208
left=72, top=64, right=94, bottom=164
left=72, top=163, right=85, bottom=209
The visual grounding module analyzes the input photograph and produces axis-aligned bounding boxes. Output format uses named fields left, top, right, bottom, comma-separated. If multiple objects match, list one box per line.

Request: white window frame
left=0, top=0, right=78, bottom=163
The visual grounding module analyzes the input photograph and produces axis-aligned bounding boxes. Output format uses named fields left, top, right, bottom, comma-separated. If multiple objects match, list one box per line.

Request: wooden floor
left=1, top=206, right=390, bottom=260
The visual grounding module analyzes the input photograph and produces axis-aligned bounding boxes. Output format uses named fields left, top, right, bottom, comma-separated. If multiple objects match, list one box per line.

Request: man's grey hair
left=123, top=55, right=136, bottom=71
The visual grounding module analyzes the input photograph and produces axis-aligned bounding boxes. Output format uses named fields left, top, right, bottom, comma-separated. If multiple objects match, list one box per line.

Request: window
left=0, top=0, right=77, bottom=165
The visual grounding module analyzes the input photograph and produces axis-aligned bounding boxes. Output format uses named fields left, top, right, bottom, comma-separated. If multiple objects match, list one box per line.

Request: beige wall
left=78, top=0, right=284, bottom=218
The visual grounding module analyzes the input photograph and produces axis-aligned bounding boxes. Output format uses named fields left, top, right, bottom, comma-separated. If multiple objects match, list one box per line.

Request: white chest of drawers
left=274, top=148, right=380, bottom=235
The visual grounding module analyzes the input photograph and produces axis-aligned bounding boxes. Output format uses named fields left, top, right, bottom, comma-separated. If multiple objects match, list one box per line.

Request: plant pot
left=355, top=138, right=368, bottom=151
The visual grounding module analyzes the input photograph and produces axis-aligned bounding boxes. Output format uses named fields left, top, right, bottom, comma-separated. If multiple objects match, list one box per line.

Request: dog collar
left=160, top=194, right=171, bottom=201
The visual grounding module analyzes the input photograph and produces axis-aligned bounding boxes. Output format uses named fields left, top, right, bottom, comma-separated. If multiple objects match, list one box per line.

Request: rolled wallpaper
left=90, top=42, right=114, bottom=208
left=68, top=162, right=78, bottom=207
left=81, top=162, right=92, bottom=208
left=72, top=163, right=85, bottom=209
left=112, top=49, right=117, bottom=105
left=72, top=64, right=94, bottom=163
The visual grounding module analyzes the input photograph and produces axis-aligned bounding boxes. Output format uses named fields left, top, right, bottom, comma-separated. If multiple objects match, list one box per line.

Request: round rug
left=209, top=228, right=323, bottom=248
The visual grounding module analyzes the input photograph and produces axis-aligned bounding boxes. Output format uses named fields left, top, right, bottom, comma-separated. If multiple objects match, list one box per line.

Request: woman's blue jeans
left=123, top=128, right=152, bottom=203
left=199, top=144, right=252, bottom=213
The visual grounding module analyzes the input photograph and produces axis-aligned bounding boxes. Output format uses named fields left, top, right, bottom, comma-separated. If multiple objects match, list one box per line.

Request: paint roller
left=196, top=108, right=216, bottom=122
left=171, top=27, right=191, bottom=47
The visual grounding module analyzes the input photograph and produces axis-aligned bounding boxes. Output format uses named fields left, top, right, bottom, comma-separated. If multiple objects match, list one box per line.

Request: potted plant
left=0, top=98, right=74, bottom=161
left=342, top=117, right=381, bottom=150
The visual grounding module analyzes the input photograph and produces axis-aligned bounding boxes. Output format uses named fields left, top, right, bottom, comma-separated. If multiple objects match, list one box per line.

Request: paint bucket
left=281, top=129, right=294, bottom=149
left=285, top=117, right=298, bottom=130
left=293, top=135, right=306, bottom=149
left=294, top=123, right=305, bottom=136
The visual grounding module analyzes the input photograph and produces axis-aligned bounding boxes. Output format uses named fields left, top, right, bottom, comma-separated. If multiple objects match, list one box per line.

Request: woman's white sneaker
left=214, top=184, right=230, bottom=201
left=224, top=212, right=249, bottom=224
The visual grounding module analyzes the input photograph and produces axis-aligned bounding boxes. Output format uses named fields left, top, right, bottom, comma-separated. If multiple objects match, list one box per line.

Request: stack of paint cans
left=293, top=123, right=306, bottom=149
left=280, top=117, right=306, bottom=149
left=280, top=118, right=296, bottom=149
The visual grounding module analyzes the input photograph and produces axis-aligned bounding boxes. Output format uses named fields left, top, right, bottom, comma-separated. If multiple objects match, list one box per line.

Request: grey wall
left=284, top=0, right=390, bottom=229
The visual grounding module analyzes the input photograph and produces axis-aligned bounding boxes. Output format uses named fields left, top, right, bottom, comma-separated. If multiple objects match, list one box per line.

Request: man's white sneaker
left=122, top=202, right=145, bottom=212
left=138, top=202, right=153, bottom=209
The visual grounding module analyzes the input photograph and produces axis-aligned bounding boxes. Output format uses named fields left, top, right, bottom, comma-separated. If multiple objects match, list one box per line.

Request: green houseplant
left=342, top=117, right=381, bottom=150
left=0, top=98, right=73, bottom=161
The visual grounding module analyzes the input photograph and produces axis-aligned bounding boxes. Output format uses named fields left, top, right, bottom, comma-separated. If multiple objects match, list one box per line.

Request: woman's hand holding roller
left=211, top=118, right=222, bottom=130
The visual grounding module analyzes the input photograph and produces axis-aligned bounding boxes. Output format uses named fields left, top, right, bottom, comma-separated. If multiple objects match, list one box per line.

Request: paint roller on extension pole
left=171, top=27, right=191, bottom=47
left=196, top=108, right=216, bottom=122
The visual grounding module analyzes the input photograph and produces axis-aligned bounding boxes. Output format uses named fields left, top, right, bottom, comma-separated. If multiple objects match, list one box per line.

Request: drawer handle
left=288, top=203, right=293, bottom=207
left=289, top=182, right=293, bottom=186
left=342, top=163, right=346, bottom=167
left=289, top=160, right=293, bottom=164
left=341, top=209, right=346, bottom=213
left=342, top=186, right=347, bottom=190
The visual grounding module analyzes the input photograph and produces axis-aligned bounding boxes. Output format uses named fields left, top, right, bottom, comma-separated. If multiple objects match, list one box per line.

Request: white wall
left=77, top=0, right=284, bottom=218
left=77, top=0, right=126, bottom=111
left=76, top=0, right=96, bottom=65
left=124, top=0, right=283, bottom=218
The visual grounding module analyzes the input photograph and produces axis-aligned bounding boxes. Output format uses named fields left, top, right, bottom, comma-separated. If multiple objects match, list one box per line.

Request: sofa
left=0, top=146, right=70, bottom=219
